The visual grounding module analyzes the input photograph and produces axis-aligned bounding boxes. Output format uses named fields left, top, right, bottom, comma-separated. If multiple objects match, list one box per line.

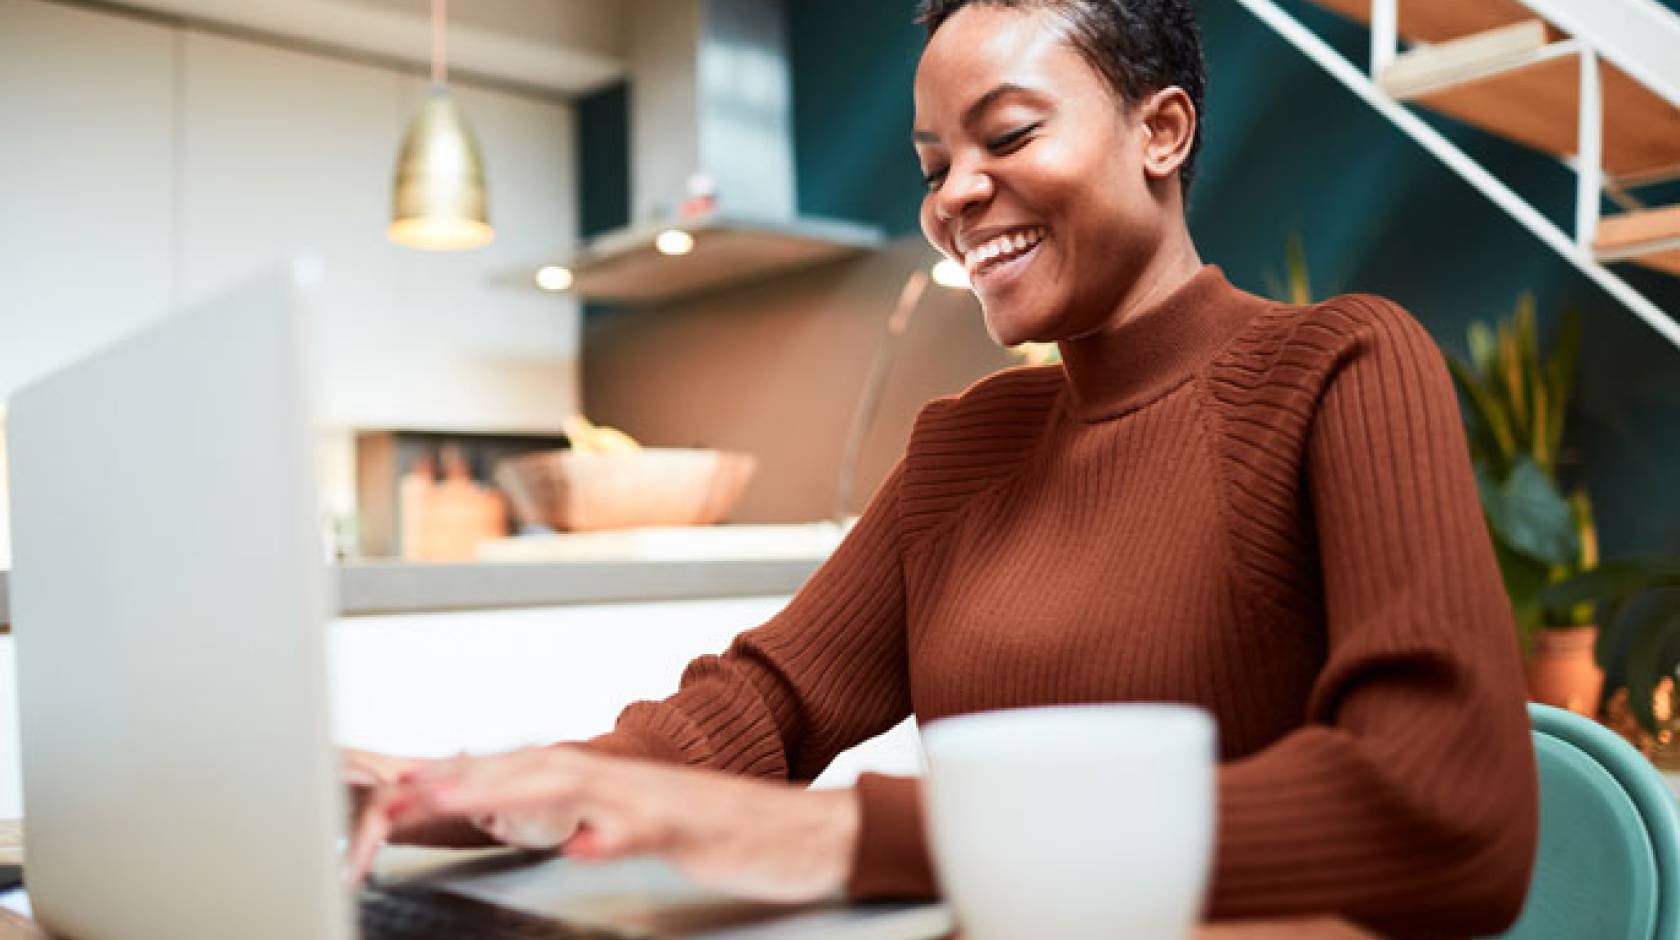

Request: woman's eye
left=987, top=123, right=1039, bottom=153
left=922, top=168, right=948, bottom=191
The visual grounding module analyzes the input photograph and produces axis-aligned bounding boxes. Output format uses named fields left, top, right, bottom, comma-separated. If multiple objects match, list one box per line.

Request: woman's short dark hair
left=917, top=0, right=1207, bottom=201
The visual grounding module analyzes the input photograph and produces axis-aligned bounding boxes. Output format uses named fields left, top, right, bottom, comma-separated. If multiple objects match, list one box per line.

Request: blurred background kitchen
left=3, top=0, right=1680, bottom=817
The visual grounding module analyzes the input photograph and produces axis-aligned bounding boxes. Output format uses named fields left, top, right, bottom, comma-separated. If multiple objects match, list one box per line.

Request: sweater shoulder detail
left=898, top=364, right=1065, bottom=549
left=1199, top=292, right=1436, bottom=620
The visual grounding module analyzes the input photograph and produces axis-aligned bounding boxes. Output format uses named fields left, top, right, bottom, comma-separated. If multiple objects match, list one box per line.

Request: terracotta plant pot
left=1526, top=625, right=1605, bottom=718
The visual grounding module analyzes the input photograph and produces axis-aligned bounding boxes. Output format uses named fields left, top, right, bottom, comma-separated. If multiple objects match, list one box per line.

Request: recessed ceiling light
left=930, top=258, right=970, bottom=290
left=655, top=229, right=696, bottom=256
left=535, top=265, right=574, bottom=291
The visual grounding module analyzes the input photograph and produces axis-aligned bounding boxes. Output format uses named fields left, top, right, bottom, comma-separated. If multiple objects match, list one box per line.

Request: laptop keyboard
left=359, top=883, right=640, bottom=940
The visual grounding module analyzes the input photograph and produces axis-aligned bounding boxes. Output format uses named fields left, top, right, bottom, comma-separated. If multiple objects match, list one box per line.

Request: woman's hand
left=343, top=747, right=431, bottom=790
left=343, top=747, right=430, bottom=832
left=347, top=747, right=861, bottom=904
left=342, top=748, right=494, bottom=850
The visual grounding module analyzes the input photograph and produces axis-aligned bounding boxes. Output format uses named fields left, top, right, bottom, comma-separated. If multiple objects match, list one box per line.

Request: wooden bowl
left=494, top=448, right=758, bottom=532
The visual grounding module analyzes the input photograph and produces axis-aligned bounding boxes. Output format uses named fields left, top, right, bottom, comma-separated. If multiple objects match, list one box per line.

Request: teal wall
left=783, top=0, right=1680, bottom=556
left=575, top=80, right=630, bottom=241
left=575, top=80, right=630, bottom=324
left=788, top=2, right=926, bottom=236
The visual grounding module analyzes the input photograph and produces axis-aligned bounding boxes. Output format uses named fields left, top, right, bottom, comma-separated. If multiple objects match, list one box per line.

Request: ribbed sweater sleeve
left=1204, top=297, right=1538, bottom=936
left=584, top=460, right=913, bottom=780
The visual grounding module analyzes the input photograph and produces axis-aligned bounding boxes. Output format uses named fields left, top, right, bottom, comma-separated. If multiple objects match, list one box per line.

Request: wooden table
left=0, top=820, right=1374, bottom=939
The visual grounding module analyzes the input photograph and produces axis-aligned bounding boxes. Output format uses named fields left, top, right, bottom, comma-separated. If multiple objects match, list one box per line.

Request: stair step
left=1309, top=0, right=1532, bottom=44
left=1403, top=50, right=1680, bottom=180
left=1379, top=20, right=1556, bottom=99
left=1597, top=205, right=1680, bottom=275
left=1310, top=0, right=1680, bottom=181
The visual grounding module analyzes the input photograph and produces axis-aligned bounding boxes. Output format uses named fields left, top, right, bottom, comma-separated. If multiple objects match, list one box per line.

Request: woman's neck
left=1089, top=225, right=1204, bottom=341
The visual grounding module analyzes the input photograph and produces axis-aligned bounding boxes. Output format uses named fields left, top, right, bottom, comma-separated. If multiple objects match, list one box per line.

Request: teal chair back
left=1489, top=703, right=1680, bottom=940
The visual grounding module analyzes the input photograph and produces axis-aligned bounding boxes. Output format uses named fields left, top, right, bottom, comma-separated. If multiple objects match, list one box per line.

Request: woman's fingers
left=404, top=748, right=669, bottom=857
left=344, top=782, right=440, bottom=885
left=474, top=807, right=582, bottom=850
left=410, top=747, right=592, bottom=816
left=341, top=747, right=429, bottom=788
left=345, top=785, right=399, bottom=886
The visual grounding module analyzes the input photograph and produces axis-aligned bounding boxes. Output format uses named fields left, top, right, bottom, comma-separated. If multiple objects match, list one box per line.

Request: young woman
left=350, top=2, right=1538, bottom=934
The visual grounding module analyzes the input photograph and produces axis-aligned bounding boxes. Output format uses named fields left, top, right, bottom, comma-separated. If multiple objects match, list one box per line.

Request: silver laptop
left=6, top=265, right=952, bottom=940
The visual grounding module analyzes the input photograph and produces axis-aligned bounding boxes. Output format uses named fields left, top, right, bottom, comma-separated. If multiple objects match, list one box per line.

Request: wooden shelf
left=563, top=214, right=883, bottom=306
left=1597, top=205, right=1680, bottom=275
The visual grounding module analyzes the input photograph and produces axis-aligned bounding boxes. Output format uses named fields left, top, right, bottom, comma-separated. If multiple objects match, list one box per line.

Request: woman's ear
left=1138, top=86, right=1196, bottom=183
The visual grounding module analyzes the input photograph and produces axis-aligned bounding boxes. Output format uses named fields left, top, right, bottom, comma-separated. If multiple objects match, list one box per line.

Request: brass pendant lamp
left=388, top=0, right=493, bottom=251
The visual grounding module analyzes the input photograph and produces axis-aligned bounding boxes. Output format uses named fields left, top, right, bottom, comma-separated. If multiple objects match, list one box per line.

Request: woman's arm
left=348, top=462, right=917, bottom=875
left=1205, top=298, right=1538, bottom=936
left=583, top=460, right=914, bottom=782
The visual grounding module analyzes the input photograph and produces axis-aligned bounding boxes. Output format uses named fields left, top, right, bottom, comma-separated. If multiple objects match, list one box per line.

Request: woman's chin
left=982, top=309, right=1049, bottom=350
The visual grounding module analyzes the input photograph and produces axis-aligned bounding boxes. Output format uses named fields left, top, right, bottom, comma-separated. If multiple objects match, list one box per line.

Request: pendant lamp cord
left=431, top=0, right=447, bottom=87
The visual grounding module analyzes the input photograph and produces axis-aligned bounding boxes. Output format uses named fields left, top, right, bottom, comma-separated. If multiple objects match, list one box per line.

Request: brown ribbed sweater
left=586, top=265, right=1539, bottom=937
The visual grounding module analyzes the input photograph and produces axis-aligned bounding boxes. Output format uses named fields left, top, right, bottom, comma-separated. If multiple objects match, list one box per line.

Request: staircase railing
left=1229, top=0, right=1680, bottom=350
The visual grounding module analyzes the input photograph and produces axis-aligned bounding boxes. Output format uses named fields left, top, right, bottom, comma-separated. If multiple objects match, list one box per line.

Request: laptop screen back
left=6, top=267, right=350, bottom=940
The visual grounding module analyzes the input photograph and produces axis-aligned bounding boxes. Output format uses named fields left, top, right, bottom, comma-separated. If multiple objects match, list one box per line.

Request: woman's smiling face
left=914, top=6, right=1171, bottom=347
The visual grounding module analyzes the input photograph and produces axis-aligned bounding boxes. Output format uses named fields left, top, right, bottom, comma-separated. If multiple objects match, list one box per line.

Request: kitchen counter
left=0, top=557, right=825, bottom=630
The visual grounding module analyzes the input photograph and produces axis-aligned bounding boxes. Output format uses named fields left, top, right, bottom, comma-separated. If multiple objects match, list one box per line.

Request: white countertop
left=0, top=525, right=843, bottom=627
left=0, top=557, right=825, bottom=625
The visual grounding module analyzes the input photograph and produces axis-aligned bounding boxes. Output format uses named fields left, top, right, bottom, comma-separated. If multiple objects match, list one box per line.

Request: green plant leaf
left=1286, top=233, right=1313, bottom=306
left=1449, top=358, right=1515, bottom=475
left=1263, top=232, right=1317, bottom=306
left=1563, top=491, right=1599, bottom=623
left=1516, top=294, right=1541, bottom=426
left=1623, top=605, right=1680, bottom=734
left=1518, top=296, right=1543, bottom=439
left=1542, top=557, right=1680, bottom=610
left=1477, top=457, right=1579, bottom=566
left=1469, top=322, right=1498, bottom=378
left=1492, top=530, right=1553, bottom=641
left=1499, top=321, right=1527, bottom=445
left=1596, top=596, right=1634, bottom=691
left=1532, top=381, right=1552, bottom=476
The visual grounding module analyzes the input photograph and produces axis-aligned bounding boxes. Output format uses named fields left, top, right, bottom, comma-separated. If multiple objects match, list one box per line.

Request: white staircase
left=1231, top=0, right=1680, bottom=348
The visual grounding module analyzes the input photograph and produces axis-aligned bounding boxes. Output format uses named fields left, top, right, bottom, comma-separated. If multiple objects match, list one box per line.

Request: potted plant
left=1446, top=297, right=1601, bottom=714
left=1543, top=556, right=1680, bottom=763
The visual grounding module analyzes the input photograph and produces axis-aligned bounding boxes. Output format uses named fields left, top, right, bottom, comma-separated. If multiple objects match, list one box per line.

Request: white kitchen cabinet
left=0, top=593, right=921, bottom=820
left=326, top=595, right=922, bottom=788
left=0, top=0, right=175, bottom=402
left=0, top=0, right=582, bottom=432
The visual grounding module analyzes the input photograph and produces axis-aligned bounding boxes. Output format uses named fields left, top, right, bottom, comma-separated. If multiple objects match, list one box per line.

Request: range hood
left=554, top=0, right=884, bottom=305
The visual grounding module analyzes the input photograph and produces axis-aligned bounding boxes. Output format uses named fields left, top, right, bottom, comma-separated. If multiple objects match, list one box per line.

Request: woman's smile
left=962, top=225, right=1047, bottom=293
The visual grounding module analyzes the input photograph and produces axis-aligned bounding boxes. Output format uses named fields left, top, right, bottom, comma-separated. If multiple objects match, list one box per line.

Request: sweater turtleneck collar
left=1056, top=263, right=1268, bottom=422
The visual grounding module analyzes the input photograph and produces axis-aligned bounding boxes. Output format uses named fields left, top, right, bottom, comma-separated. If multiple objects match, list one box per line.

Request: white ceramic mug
left=921, top=703, right=1217, bottom=940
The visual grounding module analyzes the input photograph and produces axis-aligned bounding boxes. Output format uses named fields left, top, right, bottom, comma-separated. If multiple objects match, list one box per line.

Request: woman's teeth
left=962, top=227, right=1046, bottom=278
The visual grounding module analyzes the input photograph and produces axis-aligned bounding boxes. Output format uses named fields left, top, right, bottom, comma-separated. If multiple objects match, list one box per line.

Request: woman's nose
left=935, top=164, right=993, bottom=223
